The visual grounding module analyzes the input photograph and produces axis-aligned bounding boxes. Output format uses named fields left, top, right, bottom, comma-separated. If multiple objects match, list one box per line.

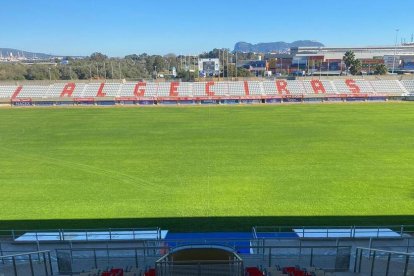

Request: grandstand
left=1, top=79, right=413, bottom=276
left=1, top=226, right=414, bottom=275
left=0, top=79, right=412, bottom=107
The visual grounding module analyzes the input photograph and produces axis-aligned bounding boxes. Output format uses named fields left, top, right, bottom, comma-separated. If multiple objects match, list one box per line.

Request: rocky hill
left=234, top=40, right=325, bottom=53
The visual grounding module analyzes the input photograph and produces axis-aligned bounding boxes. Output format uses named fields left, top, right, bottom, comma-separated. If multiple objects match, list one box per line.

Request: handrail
left=252, top=226, right=258, bottom=239
left=156, top=259, right=243, bottom=264
left=0, top=250, right=51, bottom=259
left=356, top=247, right=414, bottom=256
left=55, top=244, right=351, bottom=252
left=254, top=224, right=414, bottom=229
left=252, top=224, right=414, bottom=238
left=1, top=227, right=163, bottom=242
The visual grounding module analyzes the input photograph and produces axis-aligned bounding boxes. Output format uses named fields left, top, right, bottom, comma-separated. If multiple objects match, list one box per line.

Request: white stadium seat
left=333, top=79, right=375, bottom=94
left=369, top=80, right=406, bottom=94
left=211, top=82, right=229, bottom=96
left=18, top=85, right=51, bottom=98
left=81, top=83, right=121, bottom=97
left=0, top=80, right=409, bottom=99
left=174, top=82, right=193, bottom=97
left=285, top=80, right=306, bottom=95
left=101, top=83, right=122, bottom=97
left=401, top=80, right=414, bottom=93
left=118, top=82, right=157, bottom=97
left=156, top=82, right=173, bottom=97
left=247, top=81, right=264, bottom=95
left=0, top=85, right=18, bottom=98
left=193, top=82, right=229, bottom=97
left=145, top=82, right=158, bottom=97
left=48, top=83, right=67, bottom=98
left=118, top=82, right=136, bottom=97
left=262, top=81, right=279, bottom=95
left=192, top=82, right=207, bottom=96
left=227, top=82, right=246, bottom=96
left=48, top=83, right=86, bottom=98
left=303, top=80, right=337, bottom=94
left=348, top=79, right=375, bottom=93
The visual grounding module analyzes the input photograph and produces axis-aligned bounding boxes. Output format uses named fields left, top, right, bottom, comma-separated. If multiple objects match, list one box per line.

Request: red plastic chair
left=283, top=267, right=297, bottom=274
left=144, top=268, right=156, bottom=276
left=110, top=268, right=123, bottom=276
left=245, top=267, right=263, bottom=276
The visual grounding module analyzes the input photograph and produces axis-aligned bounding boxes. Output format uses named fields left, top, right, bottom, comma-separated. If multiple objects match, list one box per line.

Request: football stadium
left=1, top=1, right=414, bottom=276
left=1, top=78, right=414, bottom=276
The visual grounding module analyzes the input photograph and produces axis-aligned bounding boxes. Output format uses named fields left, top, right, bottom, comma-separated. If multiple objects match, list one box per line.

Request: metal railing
left=253, top=225, right=414, bottom=239
left=0, top=227, right=162, bottom=243
left=156, top=260, right=244, bottom=276
left=0, top=250, right=53, bottom=276
left=54, top=243, right=351, bottom=274
left=156, top=245, right=244, bottom=276
left=354, top=247, right=414, bottom=276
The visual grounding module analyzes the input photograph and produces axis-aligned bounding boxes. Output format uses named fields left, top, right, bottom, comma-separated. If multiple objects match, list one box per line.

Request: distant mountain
left=234, top=40, right=325, bottom=53
left=0, top=48, right=57, bottom=59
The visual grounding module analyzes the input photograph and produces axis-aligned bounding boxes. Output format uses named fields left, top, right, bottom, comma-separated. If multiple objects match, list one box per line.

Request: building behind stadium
left=262, top=44, right=414, bottom=76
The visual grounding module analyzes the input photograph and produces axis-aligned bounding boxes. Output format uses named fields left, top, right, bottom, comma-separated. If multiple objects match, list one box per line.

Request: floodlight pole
left=227, top=50, right=229, bottom=80
left=392, top=29, right=399, bottom=74
left=223, top=49, right=225, bottom=79
left=118, top=62, right=122, bottom=80
left=235, top=52, right=238, bottom=80
left=224, top=49, right=226, bottom=79
left=218, top=49, right=220, bottom=81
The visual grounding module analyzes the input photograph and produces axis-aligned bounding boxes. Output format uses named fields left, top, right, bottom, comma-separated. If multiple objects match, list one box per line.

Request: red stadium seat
left=110, top=268, right=123, bottom=276
left=144, top=268, right=156, bottom=276
left=245, top=266, right=263, bottom=275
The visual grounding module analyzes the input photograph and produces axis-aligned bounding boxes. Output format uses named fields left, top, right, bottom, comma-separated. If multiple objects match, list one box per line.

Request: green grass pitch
left=0, top=103, right=413, bottom=231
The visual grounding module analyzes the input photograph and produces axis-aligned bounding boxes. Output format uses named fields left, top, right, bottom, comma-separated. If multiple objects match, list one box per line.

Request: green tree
left=73, top=65, right=91, bottom=80
left=90, top=52, right=108, bottom=62
left=343, top=50, right=356, bottom=69
left=176, top=69, right=197, bottom=81
left=343, top=51, right=362, bottom=75
left=237, top=67, right=252, bottom=77
left=0, top=63, right=26, bottom=80
left=223, top=64, right=252, bottom=78
left=349, top=59, right=362, bottom=75
left=374, top=64, right=388, bottom=75
left=24, top=65, right=50, bottom=80
left=58, top=66, right=77, bottom=80
left=124, top=54, right=139, bottom=61
left=164, top=53, right=178, bottom=71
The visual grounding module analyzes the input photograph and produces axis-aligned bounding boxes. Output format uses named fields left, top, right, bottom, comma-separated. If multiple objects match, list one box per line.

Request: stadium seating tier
left=0, top=79, right=411, bottom=99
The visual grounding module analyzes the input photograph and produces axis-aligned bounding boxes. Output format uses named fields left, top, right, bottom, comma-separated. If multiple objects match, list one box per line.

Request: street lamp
left=392, top=29, right=400, bottom=74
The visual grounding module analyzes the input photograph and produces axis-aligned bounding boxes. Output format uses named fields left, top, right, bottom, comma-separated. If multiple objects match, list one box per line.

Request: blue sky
left=1, top=0, right=413, bottom=56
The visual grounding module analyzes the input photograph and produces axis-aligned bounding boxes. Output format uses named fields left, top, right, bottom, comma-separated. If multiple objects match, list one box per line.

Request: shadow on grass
left=1, top=216, right=414, bottom=232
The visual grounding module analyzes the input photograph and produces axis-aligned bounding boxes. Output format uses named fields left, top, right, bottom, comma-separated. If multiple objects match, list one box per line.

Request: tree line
left=0, top=49, right=254, bottom=81
left=0, top=49, right=389, bottom=81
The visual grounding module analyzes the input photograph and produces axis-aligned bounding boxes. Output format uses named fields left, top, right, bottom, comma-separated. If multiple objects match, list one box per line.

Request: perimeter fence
left=354, top=247, right=414, bottom=276
left=53, top=244, right=351, bottom=275
left=0, top=250, right=53, bottom=276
